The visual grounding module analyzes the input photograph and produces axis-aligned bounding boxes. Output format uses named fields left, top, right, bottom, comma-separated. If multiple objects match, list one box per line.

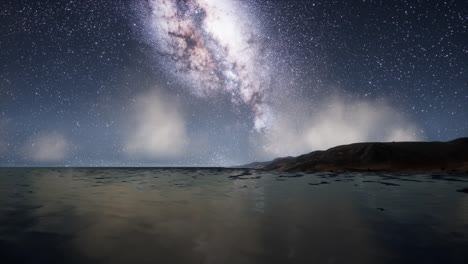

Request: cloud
left=25, top=132, right=70, bottom=162
left=257, top=97, right=423, bottom=157
left=124, top=89, right=188, bottom=159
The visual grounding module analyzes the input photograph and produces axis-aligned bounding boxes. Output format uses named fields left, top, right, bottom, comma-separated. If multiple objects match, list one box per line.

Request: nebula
left=142, top=0, right=272, bottom=131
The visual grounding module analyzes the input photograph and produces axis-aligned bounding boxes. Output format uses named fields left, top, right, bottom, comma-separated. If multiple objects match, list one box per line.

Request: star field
left=0, top=0, right=466, bottom=166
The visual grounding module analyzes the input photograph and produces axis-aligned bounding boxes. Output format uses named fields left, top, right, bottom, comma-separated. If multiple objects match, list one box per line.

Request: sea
left=0, top=168, right=467, bottom=264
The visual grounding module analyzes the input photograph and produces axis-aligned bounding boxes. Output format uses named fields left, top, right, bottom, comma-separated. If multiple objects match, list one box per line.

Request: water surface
left=0, top=168, right=467, bottom=263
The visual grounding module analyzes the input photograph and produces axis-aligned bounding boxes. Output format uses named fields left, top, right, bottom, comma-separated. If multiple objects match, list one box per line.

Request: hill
left=242, top=138, right=468, bottom=173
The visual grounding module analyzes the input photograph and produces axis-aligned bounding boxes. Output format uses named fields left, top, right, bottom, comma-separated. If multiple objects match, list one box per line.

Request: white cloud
left=25, top=132, right=70, bottom=162
left=258, top=97, right=423, bottom=157
left=124, top=89, right=188, bottom=159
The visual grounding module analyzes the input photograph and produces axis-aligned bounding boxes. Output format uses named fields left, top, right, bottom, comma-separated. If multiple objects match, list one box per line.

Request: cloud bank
left=25, top=132, right=70, bottom=162
left=258, top=97, right=423, bottom=158
left=124, top=89, right=188, bottom=159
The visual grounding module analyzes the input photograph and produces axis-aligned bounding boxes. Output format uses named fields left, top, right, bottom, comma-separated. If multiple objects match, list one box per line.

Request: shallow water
left=0, top=168, right=467, bottom=264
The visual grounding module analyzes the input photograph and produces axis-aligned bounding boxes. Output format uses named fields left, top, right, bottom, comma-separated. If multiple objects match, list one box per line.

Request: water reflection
left=0, top=168, right=467, bottom=263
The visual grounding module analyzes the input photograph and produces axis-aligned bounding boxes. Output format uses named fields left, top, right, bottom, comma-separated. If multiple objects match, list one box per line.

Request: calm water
left=0, top=168, right=467, bottom=264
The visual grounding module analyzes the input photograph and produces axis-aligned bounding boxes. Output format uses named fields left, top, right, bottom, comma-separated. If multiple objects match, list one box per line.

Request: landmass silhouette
left=239, top=138, right=468, bottom=173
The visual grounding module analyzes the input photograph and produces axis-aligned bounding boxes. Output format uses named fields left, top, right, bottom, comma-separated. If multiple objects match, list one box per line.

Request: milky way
left=143, top=0, right=272, bottom=131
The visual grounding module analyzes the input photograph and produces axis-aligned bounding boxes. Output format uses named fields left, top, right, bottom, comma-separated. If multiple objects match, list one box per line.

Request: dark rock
left=363, top=180, right=400, bottom=186
left=308, top=181, right=329, bottom=186
left=278, top=174, right=303, bottom=178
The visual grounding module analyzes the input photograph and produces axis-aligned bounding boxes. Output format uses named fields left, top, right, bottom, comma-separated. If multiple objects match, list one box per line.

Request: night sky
left=1, top=0, right=467, bottom=166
